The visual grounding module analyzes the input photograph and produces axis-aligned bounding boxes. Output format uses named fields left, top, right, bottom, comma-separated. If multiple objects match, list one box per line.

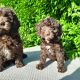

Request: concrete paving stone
left=0, top=46, right=80, bottom=80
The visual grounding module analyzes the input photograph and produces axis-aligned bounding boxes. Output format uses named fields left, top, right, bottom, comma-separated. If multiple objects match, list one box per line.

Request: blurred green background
left=0, top=0, right=80, bottom=59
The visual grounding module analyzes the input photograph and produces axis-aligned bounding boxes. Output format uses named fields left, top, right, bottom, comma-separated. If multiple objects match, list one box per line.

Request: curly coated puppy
left=0, top=7, right=24, bottom=71
left=36, top=17, right=66, bottom=73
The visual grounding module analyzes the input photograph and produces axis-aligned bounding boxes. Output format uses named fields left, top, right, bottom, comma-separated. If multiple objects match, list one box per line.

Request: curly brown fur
left=36, top=17, right=66, bottom=73
left=0, top=7, right=24, bottom=71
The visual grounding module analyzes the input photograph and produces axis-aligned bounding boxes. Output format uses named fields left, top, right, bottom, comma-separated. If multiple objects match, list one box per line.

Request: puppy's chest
left=2, top=47, right=12, bottom=60
left=46, top=45, right=54, bottom=55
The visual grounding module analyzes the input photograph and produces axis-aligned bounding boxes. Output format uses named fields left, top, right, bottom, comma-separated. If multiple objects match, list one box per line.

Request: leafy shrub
left=60, top=1, right=80, bottom=59
left=0, top=0, right=80, bottom=58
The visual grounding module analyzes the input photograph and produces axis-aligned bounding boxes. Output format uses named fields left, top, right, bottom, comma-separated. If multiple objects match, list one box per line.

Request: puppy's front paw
left=15, top=60, right=24, bottom=68
left=36, top=63, right=44, bottom=70
left=58, top=67, right=66, bottom=73
left=16, top=62, right=24, bottom=68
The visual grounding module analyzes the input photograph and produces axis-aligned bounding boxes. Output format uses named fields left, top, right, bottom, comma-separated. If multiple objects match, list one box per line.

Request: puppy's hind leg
left=14, top=43, right=24, bottom=68
left=56, top=52, right=66, bottom=73
left=14, top=46, right=24, bottom=67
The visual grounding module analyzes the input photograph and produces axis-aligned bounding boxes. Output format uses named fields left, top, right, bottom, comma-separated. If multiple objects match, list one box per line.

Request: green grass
left=0, top=0, right=80, bottom=59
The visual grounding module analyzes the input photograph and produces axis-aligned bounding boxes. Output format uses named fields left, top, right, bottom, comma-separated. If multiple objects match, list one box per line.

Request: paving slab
left=0, top=46, right=80, bottom=80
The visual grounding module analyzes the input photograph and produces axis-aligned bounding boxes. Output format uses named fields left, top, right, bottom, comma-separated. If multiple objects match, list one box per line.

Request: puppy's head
left=36, top=17, right=62, bottom=43
left=0, top=7, right=20, bottom=35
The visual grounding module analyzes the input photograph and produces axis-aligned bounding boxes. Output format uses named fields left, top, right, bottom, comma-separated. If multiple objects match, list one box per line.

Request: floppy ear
left=36, top=24, right=41, bottom=36
left=12, top=13, right=20, bottom=30
left=10, top=11, right=20, bottom=33
left=5, top=9, right=20, bottom=33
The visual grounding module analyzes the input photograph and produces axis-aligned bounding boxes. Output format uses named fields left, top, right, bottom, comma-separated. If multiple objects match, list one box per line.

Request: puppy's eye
left=0, top=22, right=5, bottom=26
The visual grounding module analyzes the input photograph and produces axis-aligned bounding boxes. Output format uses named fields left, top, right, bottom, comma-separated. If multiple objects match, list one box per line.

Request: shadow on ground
left=61, top=68, right=80, bottom=80
left=2, top=50, right=72, bottom=72
left=24, top=51, right=56, bottom=67
left=24, top=51, right=40, bottom=64
left=24, top=51, right=71, bottom=71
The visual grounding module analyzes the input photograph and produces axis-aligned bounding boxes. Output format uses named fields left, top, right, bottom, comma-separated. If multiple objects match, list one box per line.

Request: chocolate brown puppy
left=36, top=17, right=66, bottom=73
left=0, top=7, right=24, bottom=71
